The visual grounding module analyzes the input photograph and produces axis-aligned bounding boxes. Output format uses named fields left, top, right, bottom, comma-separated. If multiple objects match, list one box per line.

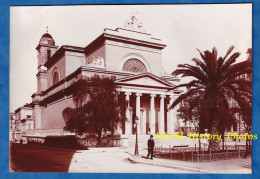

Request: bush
left=44, top=135, right=79, bottom=149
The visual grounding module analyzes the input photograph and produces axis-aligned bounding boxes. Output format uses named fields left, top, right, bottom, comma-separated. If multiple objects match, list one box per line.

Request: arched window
left=52, top=70, right=60, bottom=85
left=122, top=59, right=147, bottom=73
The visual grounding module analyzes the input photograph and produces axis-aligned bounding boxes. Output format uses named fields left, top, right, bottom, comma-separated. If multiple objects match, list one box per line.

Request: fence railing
left=154, top=144, right=250, bottom=162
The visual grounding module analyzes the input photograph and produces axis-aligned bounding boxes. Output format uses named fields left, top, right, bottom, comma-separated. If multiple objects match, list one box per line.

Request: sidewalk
left=128, top=154, right=252, bottom=174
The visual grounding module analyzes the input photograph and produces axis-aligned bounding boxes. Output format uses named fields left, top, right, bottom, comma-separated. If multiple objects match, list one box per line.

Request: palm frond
left=223, top=45, right=235, bottom=61
left=168, top=88, right=203, bottom=110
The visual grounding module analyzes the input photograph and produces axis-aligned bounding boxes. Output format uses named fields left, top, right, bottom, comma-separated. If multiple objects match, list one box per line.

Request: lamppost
left=134, top=116, right=139, bottom=156
left=204, top=129, right=208, bottom=151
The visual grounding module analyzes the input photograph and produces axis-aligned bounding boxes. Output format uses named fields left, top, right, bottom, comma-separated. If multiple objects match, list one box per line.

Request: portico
left=116, top=73, right=181, bottom=135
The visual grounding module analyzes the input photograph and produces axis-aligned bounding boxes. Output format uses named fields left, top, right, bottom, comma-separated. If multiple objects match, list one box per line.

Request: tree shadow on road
left=10, top=143, right=77, bottom=172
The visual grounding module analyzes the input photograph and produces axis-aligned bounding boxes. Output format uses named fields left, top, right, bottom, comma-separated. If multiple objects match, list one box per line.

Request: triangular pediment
left=116, top=73, right=174, bottom=88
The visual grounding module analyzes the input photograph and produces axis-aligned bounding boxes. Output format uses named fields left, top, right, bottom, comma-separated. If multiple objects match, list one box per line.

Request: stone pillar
left=159, top=94, right=166, bottom=133
left=168, top=95, right=175, bottom=134
left=141, top=108, right=146, bottom=135
left=173, top=95, right=180, bottom=131
left=125, top=92, right=132, bottom=134
left=150, top=94, right=156, bottom=134
left=136, top=93, right=142, bottom=134
left=33, top=104, right=42, bottom=129
left=116, top=123, right=122, bottom=134
left=167, top=103, right=170, bottom=134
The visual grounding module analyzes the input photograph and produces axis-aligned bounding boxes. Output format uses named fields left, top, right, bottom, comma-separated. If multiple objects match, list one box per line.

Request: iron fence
left=154, top=144, right=250, bottom=162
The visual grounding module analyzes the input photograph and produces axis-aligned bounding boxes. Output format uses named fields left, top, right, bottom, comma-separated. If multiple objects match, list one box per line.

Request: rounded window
left=122, top=59, right=147, bottom=73
left=52, top=70, right=59, bottom=85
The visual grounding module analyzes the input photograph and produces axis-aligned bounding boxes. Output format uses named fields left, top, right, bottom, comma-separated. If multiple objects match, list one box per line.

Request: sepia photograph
left=9, top=4, right=252, bottom=173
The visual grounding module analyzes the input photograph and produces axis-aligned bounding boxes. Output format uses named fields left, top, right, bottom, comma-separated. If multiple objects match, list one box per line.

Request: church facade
left=30, top=24, right=185, bottom=137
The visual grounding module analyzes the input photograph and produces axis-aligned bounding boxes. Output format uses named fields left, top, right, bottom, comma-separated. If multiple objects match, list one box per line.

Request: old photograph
left=9, top=4, right=252, bottom=173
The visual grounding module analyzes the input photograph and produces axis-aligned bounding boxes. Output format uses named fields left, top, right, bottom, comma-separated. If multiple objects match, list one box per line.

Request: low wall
left=25, top=135, right=127, bottom=148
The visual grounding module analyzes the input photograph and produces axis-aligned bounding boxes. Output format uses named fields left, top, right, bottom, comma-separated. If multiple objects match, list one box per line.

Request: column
left=116, top=123, right=122, bottom=134
left=150, top=94, right=156, bottom=134
left=168, top=95, right=175, bottom=134
left=136, top=93, right=142, bottom=134
left=159, top=94, right=166, bottom=133
left=141, top=108, right=146, bottom=135
left=174, top=95, right=180, bottom=131
left=167, top=103, right=170, bottom=134
left=125, top=92, right=132, bottom=134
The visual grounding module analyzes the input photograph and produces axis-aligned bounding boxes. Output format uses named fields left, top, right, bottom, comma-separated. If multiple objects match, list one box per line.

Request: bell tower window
left=47, top=50, right=51, bottom=61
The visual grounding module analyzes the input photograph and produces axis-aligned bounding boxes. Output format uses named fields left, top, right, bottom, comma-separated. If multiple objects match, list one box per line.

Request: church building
left=30, top=17, right=184, bottom=137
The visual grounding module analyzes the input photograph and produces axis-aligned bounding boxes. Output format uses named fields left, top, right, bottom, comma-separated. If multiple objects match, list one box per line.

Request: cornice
left=84, top=31, right=166, bottom=56
left=44, top=45, right=85, bottom=68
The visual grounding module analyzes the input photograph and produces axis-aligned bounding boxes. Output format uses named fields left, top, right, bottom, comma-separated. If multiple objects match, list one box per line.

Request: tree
left=63, top=75, right=127, bottom=139
left=216, top=106, right=237, bottom=151
left=177, top=96, right=200, bottom=133
left=170, top=46, right=251, bottom=150
left=177, top=96, right=202, bottom=151
left=239, top=101, right=252, bottom=152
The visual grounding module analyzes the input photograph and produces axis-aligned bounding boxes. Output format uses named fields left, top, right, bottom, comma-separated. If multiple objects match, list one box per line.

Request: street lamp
left=134, top=116, right=139, bottom=156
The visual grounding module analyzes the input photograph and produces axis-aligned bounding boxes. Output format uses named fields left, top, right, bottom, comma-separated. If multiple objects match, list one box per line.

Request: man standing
left=147, top=135, right=155, bottom=159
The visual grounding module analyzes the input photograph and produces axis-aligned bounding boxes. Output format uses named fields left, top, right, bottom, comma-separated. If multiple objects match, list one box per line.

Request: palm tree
left=170, top=46, right=252, bottom=150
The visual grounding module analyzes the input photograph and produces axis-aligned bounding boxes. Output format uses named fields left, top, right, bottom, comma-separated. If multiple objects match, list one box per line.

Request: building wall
left=41, top=95, right=74, bottom=130
left=105, top=40, right=163, bottom=76
left=16, top=108, right=32, bottom=121
left=65, top=51, right=86, bottom=76
left=37, top=72, right=47, bottom=92
left=140, top=95, right=150, bottom=133
left=86, top=44, right=105, bottom=65
left=13, top=107, right=32, bottom=140
left=47, top=55, right=66, bottom=88
left=42, top=98, right=64, bottom=129
left=155, top=97, right=160, bottom=132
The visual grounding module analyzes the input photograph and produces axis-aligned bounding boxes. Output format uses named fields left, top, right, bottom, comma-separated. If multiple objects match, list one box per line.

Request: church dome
left=39, top=33, right=55, bottom=46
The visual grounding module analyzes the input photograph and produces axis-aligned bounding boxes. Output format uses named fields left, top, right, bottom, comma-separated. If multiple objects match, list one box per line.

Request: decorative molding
left=150, top=94, right=157, bottom=98
left=160, top=94, right=166, bottom=98
left=135, top=93, right=142, bottom=97
left=124, top=92, right=132, bottom=96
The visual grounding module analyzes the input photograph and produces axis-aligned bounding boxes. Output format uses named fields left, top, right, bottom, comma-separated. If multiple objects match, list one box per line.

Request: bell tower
left=36, top=27, right=59, bottom=92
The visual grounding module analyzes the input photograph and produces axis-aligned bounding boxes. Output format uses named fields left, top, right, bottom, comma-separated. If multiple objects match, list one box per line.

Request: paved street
left=10, top=143, right=251, bottom=173
left=129, top=153, right=251, bottom=174
left=10, top=143, right=190, bottom=173
left=68, top=147, right=191, bottom=173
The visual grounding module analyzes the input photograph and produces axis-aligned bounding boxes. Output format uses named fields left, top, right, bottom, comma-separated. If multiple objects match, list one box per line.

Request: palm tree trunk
left=199, top=137, right=201, bottom=153
left=208, top=121, right=219, bottom=151
left=97, top=129, right=102, bottom=147
left=98, top=129, right=102, bottom=139
left=222, top=131, right=225, bottom=151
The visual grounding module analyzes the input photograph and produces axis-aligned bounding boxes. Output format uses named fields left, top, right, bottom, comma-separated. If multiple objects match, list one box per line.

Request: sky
left=10, top=4, right=252, bottom=112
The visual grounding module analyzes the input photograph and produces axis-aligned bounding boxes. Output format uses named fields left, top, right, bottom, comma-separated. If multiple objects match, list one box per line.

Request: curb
left=128, top=157, right=214, bottom=173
